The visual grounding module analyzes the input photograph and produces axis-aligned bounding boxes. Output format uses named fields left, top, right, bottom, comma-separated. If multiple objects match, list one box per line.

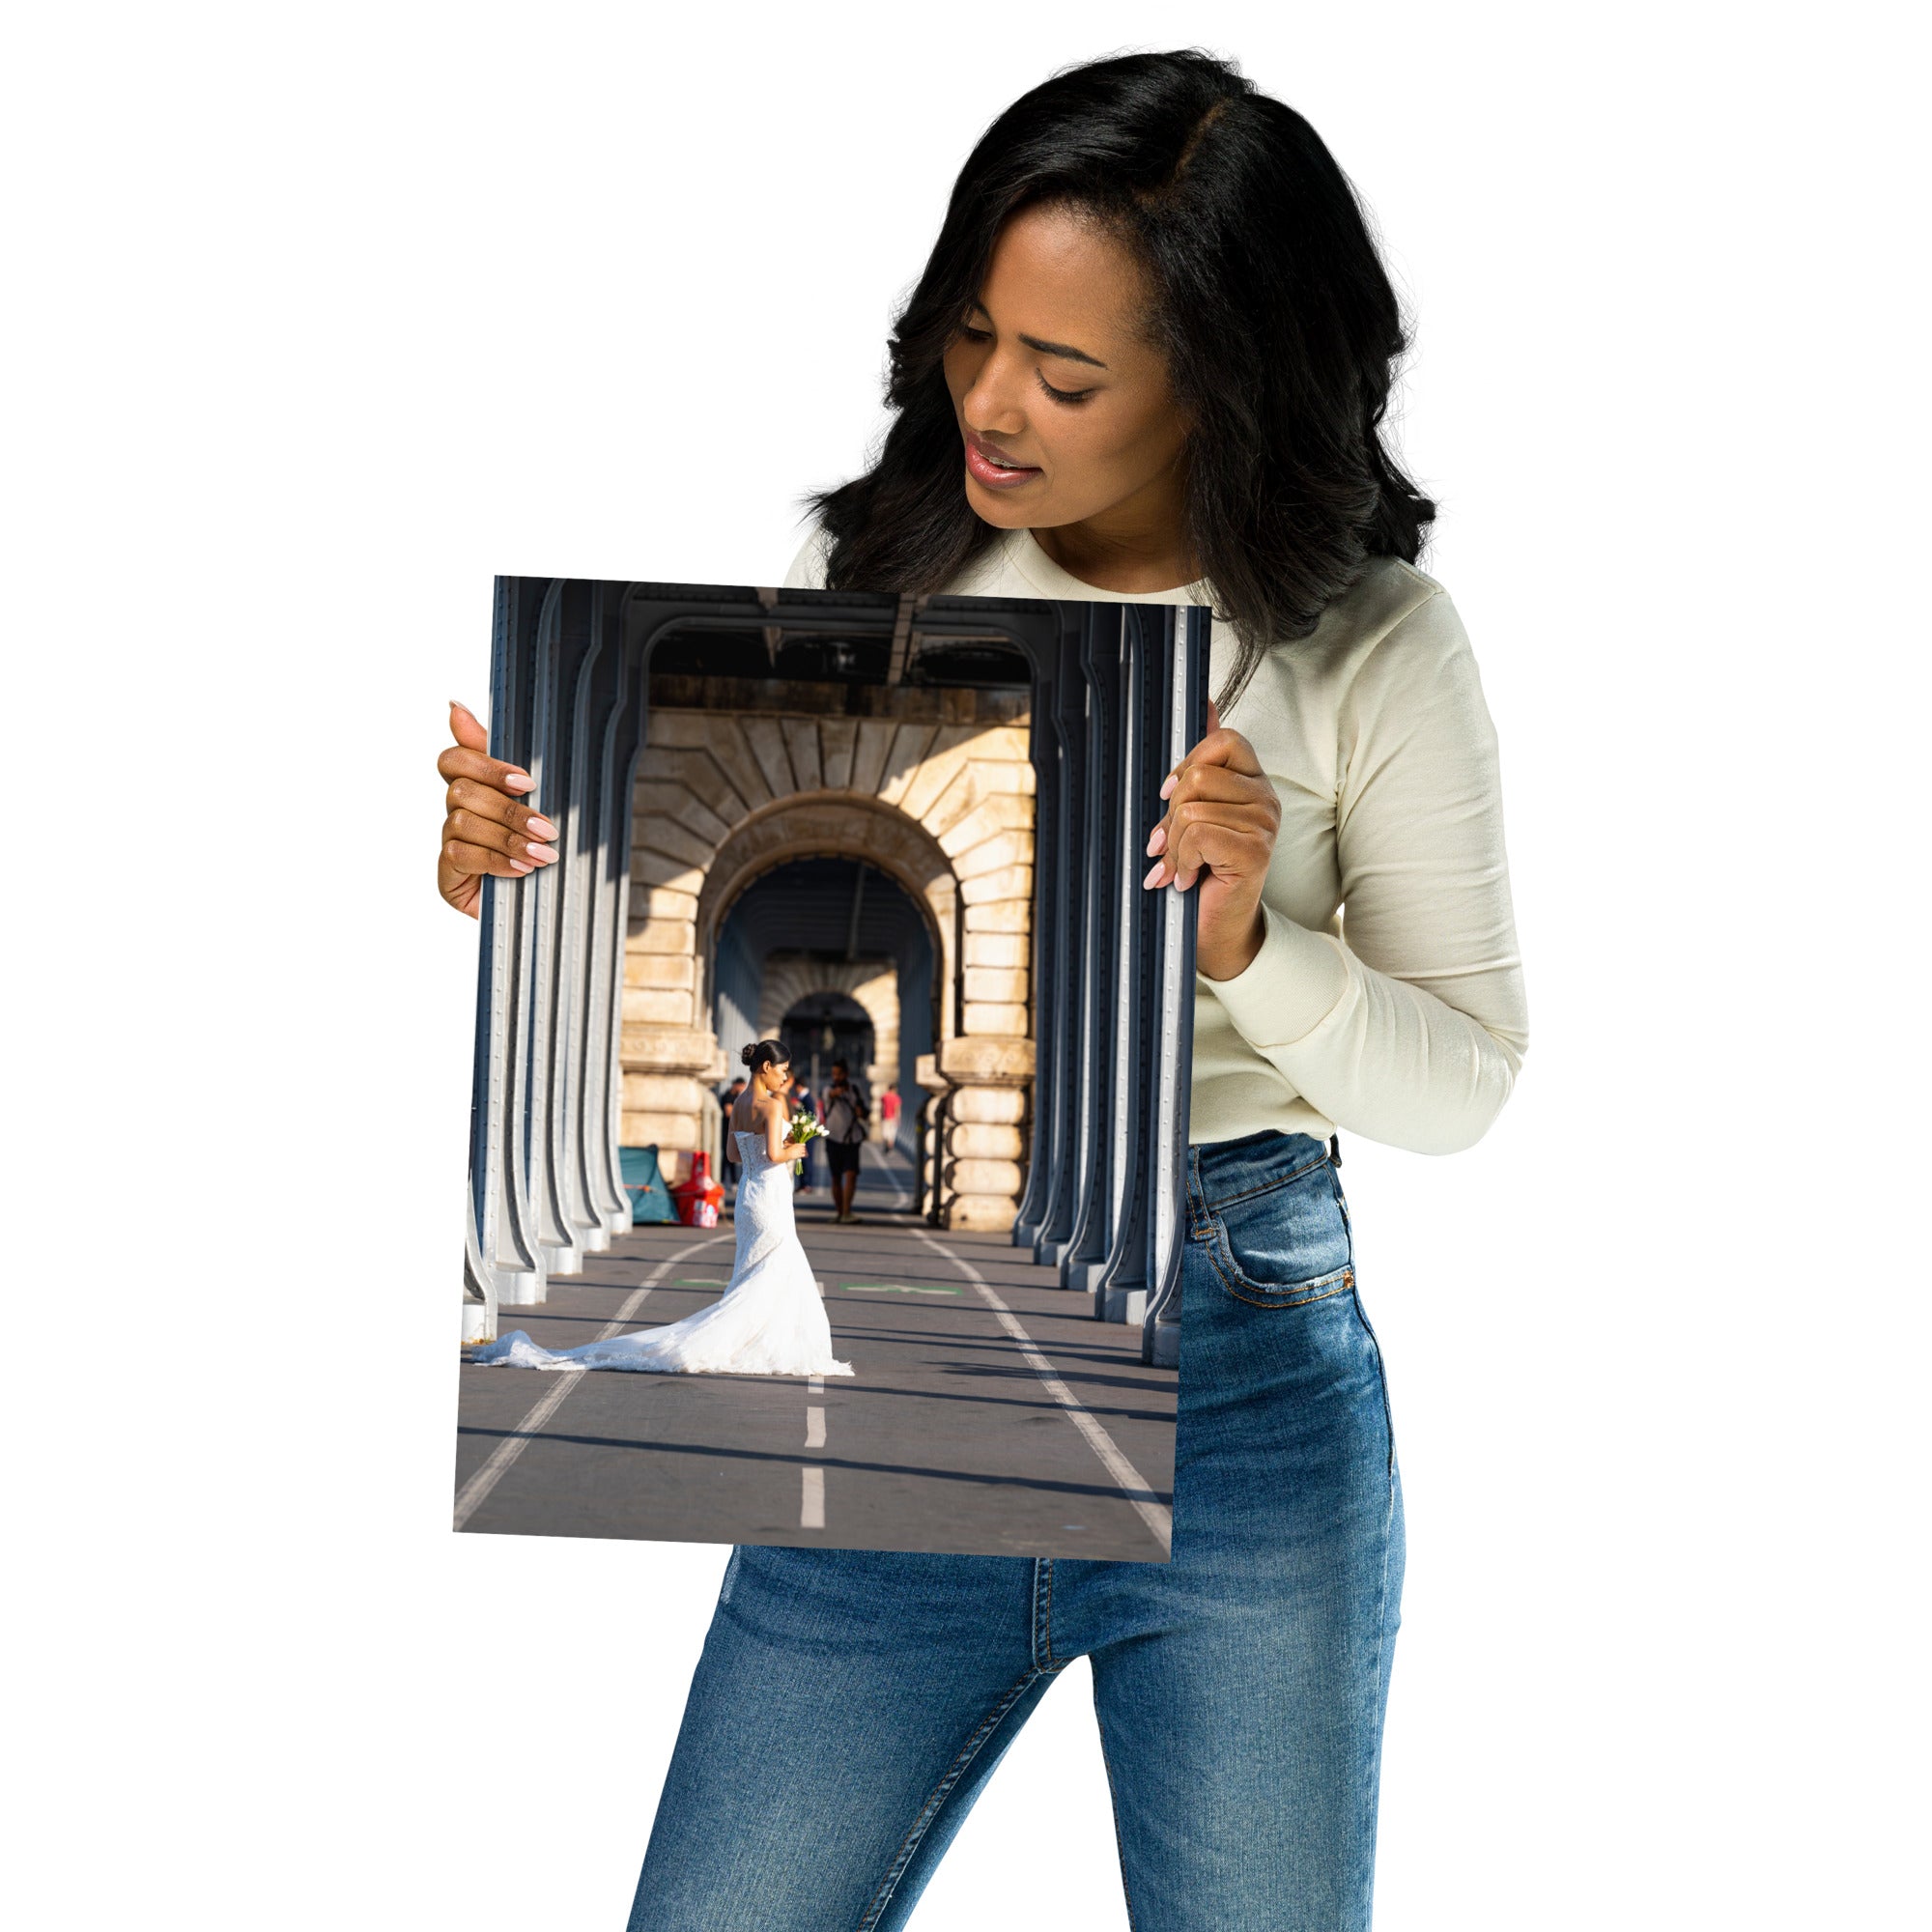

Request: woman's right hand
left=437, top=699, right=560, bottom=918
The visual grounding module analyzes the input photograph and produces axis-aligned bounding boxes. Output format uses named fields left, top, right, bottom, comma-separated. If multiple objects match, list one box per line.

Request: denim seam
left=1196, top=1149, right=1333, bottom=1213
left=1357, top=1293, right=1400, bottom=1928
left=1032, top=1556, right=1064, bottom=1672
left=1351, top=1294, right=1397, bottom=1491
left=855, top=1663, right=1048, bottom=1932
left=1092, top=1698, right=1142, bottom=1932
left=1201, top=1231, right=1355, bottom=1310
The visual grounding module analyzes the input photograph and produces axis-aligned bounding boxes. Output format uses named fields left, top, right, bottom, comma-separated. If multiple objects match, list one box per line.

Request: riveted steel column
left=1088, top=607, right=1160, bottom=1321
left=1008, top=632, right=1057, bottom=1244
left=516, top=582, right=583, bottom=1276
left=1057, top=605, right=1124, bottom=1284
left=1141, top=606, right=1208, bottom=1366
left=461, top=1169, right=497, bottom=1343
left=605, top=596, right=655, bottom=1216
left=469, top=577, right=548, bottom=1315
left=534, top=581, right=609, bottom=1268
left=1012, top=612, right=1081, bottom=1251
left=1036, top=611, right=1094, bottom=1261
left=577, top=583, right=633, bottom=1237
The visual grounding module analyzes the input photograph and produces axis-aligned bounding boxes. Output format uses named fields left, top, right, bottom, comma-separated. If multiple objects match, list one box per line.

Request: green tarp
left=618, top=1145, right=677, bottom=1225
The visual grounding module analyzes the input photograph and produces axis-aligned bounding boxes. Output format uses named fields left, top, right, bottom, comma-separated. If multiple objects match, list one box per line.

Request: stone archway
left=697, top=796, right=958, bottom=1039
left=759, top=953, right=899, bottom=1096
left=619, top=703, right=1037, bottom=1229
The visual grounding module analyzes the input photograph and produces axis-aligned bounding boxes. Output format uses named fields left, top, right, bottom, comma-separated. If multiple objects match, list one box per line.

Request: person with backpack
left=821, top=1060, right=871, bottom=1225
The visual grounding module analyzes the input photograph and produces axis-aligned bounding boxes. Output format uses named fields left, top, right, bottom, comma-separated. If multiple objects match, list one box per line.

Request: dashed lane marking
left=801, top=1466, right=825, bottom=1528
left=911, top=1228, right=1174, bottom=1556
left=452, top=1232, right=734, bottom=1532
left=805, top=1406, right=826, bottom=1450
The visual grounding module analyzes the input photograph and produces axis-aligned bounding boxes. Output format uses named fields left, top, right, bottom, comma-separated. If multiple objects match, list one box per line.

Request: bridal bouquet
left=784, top=1108, right=824, bottom=1177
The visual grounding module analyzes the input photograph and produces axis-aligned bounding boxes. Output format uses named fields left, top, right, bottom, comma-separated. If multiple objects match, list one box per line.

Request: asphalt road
left=453, top=1146, right=1177, bottom=1562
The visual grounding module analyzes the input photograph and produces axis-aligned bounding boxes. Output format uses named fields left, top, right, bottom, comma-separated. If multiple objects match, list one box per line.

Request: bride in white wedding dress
left=471, top=1039, right=854, bottom=1378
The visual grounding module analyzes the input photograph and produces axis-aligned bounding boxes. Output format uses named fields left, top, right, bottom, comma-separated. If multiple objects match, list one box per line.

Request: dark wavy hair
left=807, top=48, right=1435, bottom=711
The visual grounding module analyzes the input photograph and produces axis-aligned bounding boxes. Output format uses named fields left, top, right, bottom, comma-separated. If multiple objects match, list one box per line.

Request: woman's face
left=941, top=202, right=1190, bottom=541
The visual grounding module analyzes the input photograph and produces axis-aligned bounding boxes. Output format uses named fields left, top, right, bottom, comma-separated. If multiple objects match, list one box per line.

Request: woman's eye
left=957, top=324, right=992, bottom=343
left=1037, top=372, right=1094, bottom=406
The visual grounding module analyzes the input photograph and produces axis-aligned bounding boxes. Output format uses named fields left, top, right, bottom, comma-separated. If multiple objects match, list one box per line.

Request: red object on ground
left=670, top=1151, right=725, bottom=1228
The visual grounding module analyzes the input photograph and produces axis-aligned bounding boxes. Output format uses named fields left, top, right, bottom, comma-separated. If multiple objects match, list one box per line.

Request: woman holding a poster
left=438, top=46, right=1526, bottom=1932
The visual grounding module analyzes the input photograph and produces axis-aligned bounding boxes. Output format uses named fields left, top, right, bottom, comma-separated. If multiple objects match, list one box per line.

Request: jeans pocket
left=1205, top=1157, right=1354, bottom=1309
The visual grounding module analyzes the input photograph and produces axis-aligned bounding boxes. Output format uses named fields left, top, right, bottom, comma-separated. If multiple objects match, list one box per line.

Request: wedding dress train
left=471, top=1130, right=855, bottom=1378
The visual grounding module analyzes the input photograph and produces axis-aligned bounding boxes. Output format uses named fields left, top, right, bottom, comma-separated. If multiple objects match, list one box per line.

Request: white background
left=7, top=3, right=1925, bottom=1926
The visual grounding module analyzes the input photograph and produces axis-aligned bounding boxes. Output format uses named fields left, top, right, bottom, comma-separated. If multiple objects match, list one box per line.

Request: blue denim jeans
left=628, top=1129, right=1405, bottom=1931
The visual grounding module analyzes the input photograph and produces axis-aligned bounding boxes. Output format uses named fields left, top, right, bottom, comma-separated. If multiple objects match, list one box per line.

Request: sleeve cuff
left=1201, top=900, right=1350, bottom=1049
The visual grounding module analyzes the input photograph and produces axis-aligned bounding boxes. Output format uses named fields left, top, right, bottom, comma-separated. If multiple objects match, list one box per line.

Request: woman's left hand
left=1142, top=698, right=1281, bottom=981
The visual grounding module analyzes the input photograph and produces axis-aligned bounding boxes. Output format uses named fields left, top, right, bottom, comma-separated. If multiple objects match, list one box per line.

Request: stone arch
left=759, top=954, right=901, bottom=1096
left=621, top=704, right=1037, bottom=1227
left=698, top=796, right=958, bottom=1043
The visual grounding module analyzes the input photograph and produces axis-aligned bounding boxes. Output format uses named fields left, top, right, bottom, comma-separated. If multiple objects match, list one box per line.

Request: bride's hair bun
left=740, top=1042, right=756, bottom=1066
left=741, top=1038, right=790, bottom=1073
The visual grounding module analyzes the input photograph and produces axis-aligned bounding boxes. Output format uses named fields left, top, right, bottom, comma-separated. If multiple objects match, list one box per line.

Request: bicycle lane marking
left=910, top=1228, right=1173, bottom=1555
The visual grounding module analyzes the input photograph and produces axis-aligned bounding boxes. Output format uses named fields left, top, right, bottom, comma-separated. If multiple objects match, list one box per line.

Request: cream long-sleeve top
left=783, top=525, right=1529, bottom=1156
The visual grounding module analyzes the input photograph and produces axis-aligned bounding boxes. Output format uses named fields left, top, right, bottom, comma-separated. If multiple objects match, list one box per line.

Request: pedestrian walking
left=821, top=1060, right=870, bottom=1223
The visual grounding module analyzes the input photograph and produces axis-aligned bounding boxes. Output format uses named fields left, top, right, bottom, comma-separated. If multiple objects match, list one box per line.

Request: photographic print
left=452, top=578, right=1208, bottom=1561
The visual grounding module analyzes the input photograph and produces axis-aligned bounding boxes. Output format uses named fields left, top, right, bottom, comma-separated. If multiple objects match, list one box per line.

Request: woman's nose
left=960, top=355, right=1029, bottom=438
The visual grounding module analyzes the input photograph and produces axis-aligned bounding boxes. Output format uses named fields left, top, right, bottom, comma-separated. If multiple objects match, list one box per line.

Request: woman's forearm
left=1205, top=909, right=1526, bottom=1152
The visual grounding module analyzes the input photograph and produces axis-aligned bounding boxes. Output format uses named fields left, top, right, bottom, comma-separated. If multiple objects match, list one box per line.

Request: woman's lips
left=963, top=433, right=1042, bottom=489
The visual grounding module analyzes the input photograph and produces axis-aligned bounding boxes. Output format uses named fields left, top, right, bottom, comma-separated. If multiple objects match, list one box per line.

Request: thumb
left=1205, top=696, right=1222, bottom=735
left=448, top=698, right=490, bottom=753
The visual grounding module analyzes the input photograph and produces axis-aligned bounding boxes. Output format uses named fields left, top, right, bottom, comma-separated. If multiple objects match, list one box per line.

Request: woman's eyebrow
left=1018, top=333, right=1108, bottom=370
left=967, top=301, right=1108, bottom=370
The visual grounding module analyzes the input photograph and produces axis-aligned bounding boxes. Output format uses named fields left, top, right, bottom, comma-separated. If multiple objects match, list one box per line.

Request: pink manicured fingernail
left=1143, top=860, right=1166, bottom=889
left=526, top=815, right=558, bottom=840
left=1159, top=773, right=1179, bottom=800
left=1145, top=825, right=1167, bottom=857
left=508, top=860, right=534, bottom=874
left=503, top=771, right=536, bottom=793
left=526, top=842, right=559, bottom=864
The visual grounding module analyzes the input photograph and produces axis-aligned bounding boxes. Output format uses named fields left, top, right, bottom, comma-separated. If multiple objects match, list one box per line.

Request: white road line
left=808, top=1375, right=824, bottom=1395
left=452, top=1231, right=733, bottom=1531
left=911, top=1228, right=1174, bottom=1555
left=805, top=1406, right=826, bottom=1449
left=801, top=1466, right=825, bottom=1527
